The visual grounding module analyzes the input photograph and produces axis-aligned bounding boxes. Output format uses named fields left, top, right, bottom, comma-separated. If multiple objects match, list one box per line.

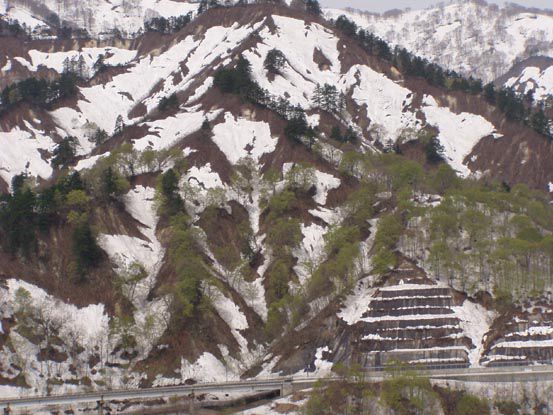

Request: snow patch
left=180, top=353, right=237, bottom=383
left=211, top=113, right=277, bottom=165
left=17, top=48, right=136, bottom=74
left=338, top=277, right=378, bottom=325
left=75, top=153, right=109, bottom=171
left=100, top=185, right=163, bottom=295
left=0, top=128, right=55, bottom=185
left=313, top=170, right=341, bottom=205
left=452, top=300, right=495, bottom=367
left=134, top=110, right=213, bottom=152
left=422, top=95, right=496, bottom=177
left=7, top=279, right=108, bottom=346
left=293, top=223, right=328, bottom=286
left=345, top=65, right=419, bottom=144
left=185, top=164, right=224, bottom=190
left=1, top=59, right=11, bottom=73
left=304, top=346, right=333, bottom=376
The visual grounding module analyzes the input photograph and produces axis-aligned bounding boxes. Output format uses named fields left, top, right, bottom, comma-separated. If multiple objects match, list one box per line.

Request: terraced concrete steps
left=483, top=302, right=553, bottom=366
left=349, top=279, right=472, bottom=367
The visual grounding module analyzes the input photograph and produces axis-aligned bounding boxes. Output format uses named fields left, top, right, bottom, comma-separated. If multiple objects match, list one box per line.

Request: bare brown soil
left=198, top=201, right=251, bottom=270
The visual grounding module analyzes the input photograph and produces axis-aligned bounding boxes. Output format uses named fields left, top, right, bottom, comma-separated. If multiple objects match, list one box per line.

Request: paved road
left=2, top=365, right=553, bottom=411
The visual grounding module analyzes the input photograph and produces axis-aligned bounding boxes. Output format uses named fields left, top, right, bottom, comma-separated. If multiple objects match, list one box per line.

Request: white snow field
left=505, top=65, right=553, bottom=102
left=15, top=47, right=137, bottom=75
left=1, top=0, right=198, bottom=37
left=0, top=9, right=505, bottom=186
left=345, top=65, right=420, bottom=144
left=422, top=95, right=496, bottom=177
left=325, top=1, right=553, bottom=82
left=211, top=113, right=278, bottom=164
left=0, top=128, right=55, bottom=186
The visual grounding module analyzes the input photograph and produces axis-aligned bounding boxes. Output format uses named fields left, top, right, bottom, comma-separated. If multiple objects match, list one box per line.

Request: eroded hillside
left=0, top=1, right=553, bottom=399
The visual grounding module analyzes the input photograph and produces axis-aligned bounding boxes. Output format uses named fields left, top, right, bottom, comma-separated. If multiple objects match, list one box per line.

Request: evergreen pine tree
left=93, top=54, right=106, bottom=73
left=114, top=115, right=124, bottom=135
left=343, top=126, right=358, bottom=143
left=330, top=126, right=342, bottom=142
left=530, top=108, right=550, bottom=136
left=62, top=57, right=72, bottom=74
left=51, top=137, right=77, bottom=169
left=483, top=83, right=496, bottom=104
left=338, top=92, right=346, bottom=112
left=312, top=84, right=323, bottom=107
left=198, top=0, right=208, bottom=13
left=305, top=0, right=321, bottom=15
left=264, top=49, right=286, bottom=75
left=92, top=129, right=108, bottom=146
left=72, top=220, right=102, bottom=277
left=77, top=55, right=88, bottom=79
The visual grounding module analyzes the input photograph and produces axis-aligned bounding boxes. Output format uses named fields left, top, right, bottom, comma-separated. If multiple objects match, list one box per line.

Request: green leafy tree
left=372, top=214, right=403, bottom=274
left=266, top=259, right=290, bottom=304
left=100, top=166, right=129, bottom=201
left=164, top=215, right=209, bottom=325
left=387, top=158, right=424, bottom=192
left=265, top=300, right=288, bottom=339
left=284, top=163, right=316, bottom=193
left=433, top=163, right=460, bottom=194
left=265, top=218, right=301, bottom=254
left=267, top=190, right=295, bottom=220
left=455, top=394, right=490, bottom=415
left=381, top=369, right=439, bottom=415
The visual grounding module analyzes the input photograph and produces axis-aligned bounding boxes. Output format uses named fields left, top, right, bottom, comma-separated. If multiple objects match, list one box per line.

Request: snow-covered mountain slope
left=1, top=5, right=521, bottom=187
left=500, top=56, right=553, bottom=103
left=4, top=3, right=550, bottom=190
left=1, top=2, right=553, bottom=400
left=325, top=0, right=553, bottom=84
left=2, top=0, right=198, bottom=36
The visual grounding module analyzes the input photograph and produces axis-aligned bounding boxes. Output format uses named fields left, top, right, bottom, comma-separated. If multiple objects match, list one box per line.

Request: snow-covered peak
left=325, top=0, right=553, bottom=83
left=3, top=0, right=199, bottom=36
